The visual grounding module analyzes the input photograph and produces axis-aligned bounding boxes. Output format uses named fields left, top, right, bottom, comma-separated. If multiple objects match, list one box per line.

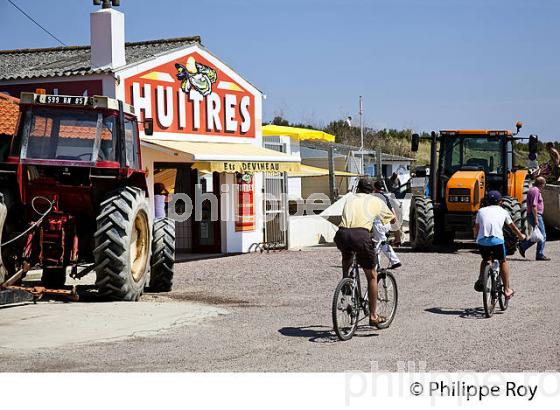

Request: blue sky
left=1, top=0, right=559, bottom=140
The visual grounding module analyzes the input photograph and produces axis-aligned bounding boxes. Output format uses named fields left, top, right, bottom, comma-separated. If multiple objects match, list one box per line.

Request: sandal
left=369, top=315, right=386, bottom=327
left=505, top=290, right=515, bottom=300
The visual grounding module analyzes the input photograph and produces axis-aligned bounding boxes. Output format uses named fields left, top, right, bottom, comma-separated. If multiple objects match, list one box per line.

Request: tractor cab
left=437, top=130, right=515, bottom=213
left=10, top=92, right=145, bottom=169
left=1, top=93, right=152, bottom=219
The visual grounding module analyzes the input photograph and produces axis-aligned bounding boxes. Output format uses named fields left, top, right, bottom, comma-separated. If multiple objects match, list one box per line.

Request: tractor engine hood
left=445, top=170, right=486, bottom=212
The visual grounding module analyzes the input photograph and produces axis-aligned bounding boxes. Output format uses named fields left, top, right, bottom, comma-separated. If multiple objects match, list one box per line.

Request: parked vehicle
left=0, top=92, right=175, bottom=301
left=409, top=124, right=536, bottom=254
left=542, top=184, right=560, bottom=229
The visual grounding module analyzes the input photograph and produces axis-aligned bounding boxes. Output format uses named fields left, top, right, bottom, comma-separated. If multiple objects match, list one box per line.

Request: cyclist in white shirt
left=473, top=191, right=526, bottom=299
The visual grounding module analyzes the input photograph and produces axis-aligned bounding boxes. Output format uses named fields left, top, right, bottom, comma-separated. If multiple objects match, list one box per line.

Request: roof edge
left=0, top=36, right=202, bottom=55
left=0, top=93, right=20, bottom=103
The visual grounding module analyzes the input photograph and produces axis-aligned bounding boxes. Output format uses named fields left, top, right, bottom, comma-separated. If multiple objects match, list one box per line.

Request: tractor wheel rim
left=130, top=211, right=149, bottom=282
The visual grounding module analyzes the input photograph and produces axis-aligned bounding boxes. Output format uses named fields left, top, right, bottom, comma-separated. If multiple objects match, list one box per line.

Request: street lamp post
left=359, top=96, right=364, bottom=175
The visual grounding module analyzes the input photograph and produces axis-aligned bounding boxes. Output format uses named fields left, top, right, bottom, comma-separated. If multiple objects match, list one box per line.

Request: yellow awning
left=288, top=164, right=359, bottom=178
left=141, top=138, right=301, bottom=173
left=262, top=124, right=336, bottom=142
left=192, top=161, right=298, bottom=173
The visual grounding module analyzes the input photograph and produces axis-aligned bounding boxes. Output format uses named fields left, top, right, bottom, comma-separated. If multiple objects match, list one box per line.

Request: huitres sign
left=124, top=51, right=256, bottom=138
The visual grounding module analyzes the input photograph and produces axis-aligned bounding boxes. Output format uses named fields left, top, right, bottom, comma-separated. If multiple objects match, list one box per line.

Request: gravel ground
left=1, top=238, right=559, bottom=372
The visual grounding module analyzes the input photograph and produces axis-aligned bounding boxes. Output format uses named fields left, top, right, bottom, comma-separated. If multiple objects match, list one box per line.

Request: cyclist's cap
left=357, top=178, right=374, bottom=194
left=487, top=190, right=502, bottom=204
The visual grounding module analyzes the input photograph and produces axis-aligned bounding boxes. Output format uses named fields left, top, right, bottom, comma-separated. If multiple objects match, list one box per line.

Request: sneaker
left=536, top=256, right=551, bottom=261
left=517, top=243, right=526, bottom=258
left=389, top=262, right=402, bottom=269
left=474, top=280, right=484, bottom=292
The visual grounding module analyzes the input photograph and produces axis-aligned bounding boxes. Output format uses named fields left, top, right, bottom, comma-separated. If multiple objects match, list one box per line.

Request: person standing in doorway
left=389, top=172, right=401, bottom=194
left=518, top=177, right=550, bottom=261
left=154, top=182, right=170, bottom=219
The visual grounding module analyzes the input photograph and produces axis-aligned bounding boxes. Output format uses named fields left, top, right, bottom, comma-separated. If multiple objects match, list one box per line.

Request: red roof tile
left=0, top=93, right=19, bottom=135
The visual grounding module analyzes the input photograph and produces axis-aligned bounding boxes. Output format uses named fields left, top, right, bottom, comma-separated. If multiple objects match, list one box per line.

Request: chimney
left=90, top=6, right=126, bottom=69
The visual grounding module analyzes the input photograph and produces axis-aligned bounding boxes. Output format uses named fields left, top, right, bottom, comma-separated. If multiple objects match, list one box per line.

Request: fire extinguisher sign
left=235, top=173, right=255, bottom=232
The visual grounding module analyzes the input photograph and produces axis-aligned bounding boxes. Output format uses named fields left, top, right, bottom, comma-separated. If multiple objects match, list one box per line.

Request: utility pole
left=376, top=139, right=383, bottom=181
left=359, top=96, right=364, bottom=175
left=327, top=146, right=337, bottom=201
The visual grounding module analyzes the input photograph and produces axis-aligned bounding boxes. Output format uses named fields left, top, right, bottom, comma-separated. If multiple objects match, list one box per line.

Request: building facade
left=0, top=6, right=298, bottom=254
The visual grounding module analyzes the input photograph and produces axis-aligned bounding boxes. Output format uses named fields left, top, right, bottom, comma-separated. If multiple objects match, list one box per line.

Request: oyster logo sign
left=175, top=56, right=217, bottom=96
left=125, top=52, right=255, bottom=138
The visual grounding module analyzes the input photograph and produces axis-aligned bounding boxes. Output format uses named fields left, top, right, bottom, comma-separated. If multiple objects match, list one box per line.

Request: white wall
left=288, top=215, right=337, bottom=249
left=220, top=172, right=264, bottom=253
left=287, top=137, right=302, bottom=198
left=263, top=134, right=302, bottom=199
left=287, top=177, right=302, bottom=199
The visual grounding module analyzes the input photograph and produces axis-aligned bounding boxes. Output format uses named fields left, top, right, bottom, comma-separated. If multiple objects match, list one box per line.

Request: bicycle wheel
left=332, top=277, right=360, bottom=341
left=498, top=275, right=509, bottom=311
left=376, top=270, right=398, bottom=329
left=482, top=265, right=497, bottom=318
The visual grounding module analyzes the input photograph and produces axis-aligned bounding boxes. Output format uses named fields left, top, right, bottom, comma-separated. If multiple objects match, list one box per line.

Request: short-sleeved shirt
left=339, top=193, right=394, bottom=231
left=526, top=186, right=544, bottom=215
left=376, top=191, right=393, bottom=211
left=154, top=194, right=167, bottom=219
left=475, top=205, right=512, bottom=243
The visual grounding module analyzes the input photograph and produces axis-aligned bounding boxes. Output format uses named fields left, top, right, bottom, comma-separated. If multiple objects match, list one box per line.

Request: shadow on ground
left=395, top=245, right=460, bottom=254
left=278, top=325, right=378, bottom=343
left=424, top=306, right=499, bottom=320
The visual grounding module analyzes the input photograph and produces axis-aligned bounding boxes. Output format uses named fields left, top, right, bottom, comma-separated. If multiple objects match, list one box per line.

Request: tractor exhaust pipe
left=0, top=196, right=7, bottom=284
left=430, top=131, right=438, bottom=202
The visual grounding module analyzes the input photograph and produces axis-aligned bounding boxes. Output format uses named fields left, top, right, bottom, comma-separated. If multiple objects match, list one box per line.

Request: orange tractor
left=409, top=124, right=538, bottom=253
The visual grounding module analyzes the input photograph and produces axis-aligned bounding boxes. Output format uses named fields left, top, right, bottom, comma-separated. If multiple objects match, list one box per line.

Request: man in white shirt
left=473, top=191, right=526, bottom=299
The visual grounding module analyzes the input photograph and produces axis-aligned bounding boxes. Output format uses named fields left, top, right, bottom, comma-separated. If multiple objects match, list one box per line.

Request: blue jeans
left=519, top=214, right=546, bottom=258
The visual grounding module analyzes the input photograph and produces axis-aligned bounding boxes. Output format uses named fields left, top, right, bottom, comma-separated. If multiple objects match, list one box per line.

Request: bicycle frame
left=482, top=258, right=508, bottom=317
left=346, top=241, right=387, bottom=319
left=347, top=258, right=369, bottom=319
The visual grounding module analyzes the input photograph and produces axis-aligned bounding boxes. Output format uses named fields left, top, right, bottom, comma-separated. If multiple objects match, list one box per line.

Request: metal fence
left=263, top=139, right=288, bottom=249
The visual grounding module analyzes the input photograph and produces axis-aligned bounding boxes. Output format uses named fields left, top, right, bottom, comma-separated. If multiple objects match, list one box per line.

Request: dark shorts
left=478, top=243, right=506, bottom=261
left=334, top=227, right=377, bottom=269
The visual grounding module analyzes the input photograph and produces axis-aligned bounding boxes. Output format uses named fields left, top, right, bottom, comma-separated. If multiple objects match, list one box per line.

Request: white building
left=0, top=5, right=299, bottom=254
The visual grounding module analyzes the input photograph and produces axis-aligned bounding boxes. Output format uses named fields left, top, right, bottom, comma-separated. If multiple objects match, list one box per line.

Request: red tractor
left=0, top=92, right=175, bottom=301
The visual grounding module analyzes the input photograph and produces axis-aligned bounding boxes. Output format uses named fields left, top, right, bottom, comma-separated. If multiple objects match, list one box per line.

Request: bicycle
left=481, top=258, right=509, bottom=318
left=332, top=241, right=398, bottom=341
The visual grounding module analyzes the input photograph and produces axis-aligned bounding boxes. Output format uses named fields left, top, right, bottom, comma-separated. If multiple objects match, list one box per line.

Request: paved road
left=1, top=239, right=559, bottom=372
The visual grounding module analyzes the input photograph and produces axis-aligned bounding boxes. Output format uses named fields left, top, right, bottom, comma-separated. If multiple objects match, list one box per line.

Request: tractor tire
left=501, top=196, right=522, bottom=256
left=93, top=187, right=151, bottom=301
left=149, top=218, right=175, bottom=292
left=0, top=190, right=22, bottom=285
left=0, top=198, right=7, bottom=284
left=409, top=195, right=435, bottom=251
left=519, top=179, right=531, bottom=234
left=41, top=267, right=66, bottom=289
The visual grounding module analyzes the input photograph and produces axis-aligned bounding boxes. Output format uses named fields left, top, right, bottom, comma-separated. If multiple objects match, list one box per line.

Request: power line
left=6, top=0, right=67, bottom=46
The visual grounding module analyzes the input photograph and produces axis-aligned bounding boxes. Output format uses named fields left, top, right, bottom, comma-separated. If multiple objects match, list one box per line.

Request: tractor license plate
left=37, top=94, right=89, bottom=106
